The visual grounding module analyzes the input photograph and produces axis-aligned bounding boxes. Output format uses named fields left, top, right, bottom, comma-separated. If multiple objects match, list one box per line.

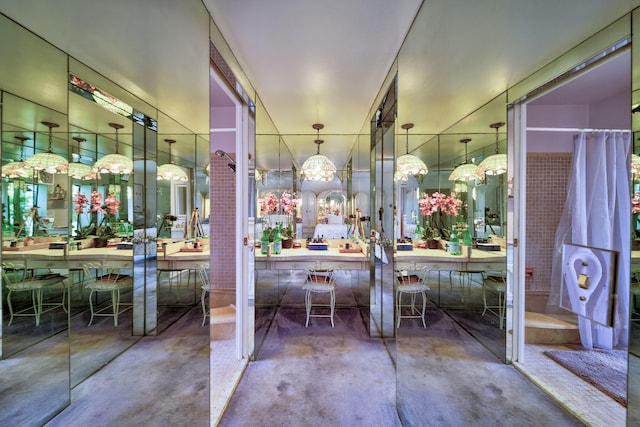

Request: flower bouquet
left=417, top=191, right=463, bottom=243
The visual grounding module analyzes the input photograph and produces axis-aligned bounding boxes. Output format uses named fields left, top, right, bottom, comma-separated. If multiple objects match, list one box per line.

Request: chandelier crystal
left=1, top=136, right=32, bottom=178
left=301, top=123, right=337, bottom=182
left=395, top=123, right=428, bottom=182
left=476, top=121, right=507, bottom=177
left=449, top=138, right=479, bottom=182
left=93, top=123, right=133, bottom=175
left=24, top=122, right=68, bottom=174
left=157, top=139, right=188, bottom=181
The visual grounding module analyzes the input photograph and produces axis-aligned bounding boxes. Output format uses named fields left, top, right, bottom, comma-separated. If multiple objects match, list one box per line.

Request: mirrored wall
left=0, top=15, right=210, bottom=424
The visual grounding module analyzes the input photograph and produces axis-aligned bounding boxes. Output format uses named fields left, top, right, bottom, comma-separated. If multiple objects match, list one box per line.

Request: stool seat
left=302, top=269, right=336, bottom=327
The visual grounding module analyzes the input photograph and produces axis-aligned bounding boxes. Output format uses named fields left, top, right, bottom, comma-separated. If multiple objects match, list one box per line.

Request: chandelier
left=68, top=136, right=99, bottom=180
left=395, top=123, right=428, bottom=182
left=1, top=136, right=32, bottom=178
left=449, top=138, right=480, bottom=182
left=476, top=121, right=507, bottom=177
left=301, top=123, right=336, bottom=181
left=93, top=122, right=133, bottom=175
left=24, top=121, right=68, bottom=174
left=157, top=139, right=188, bottom=181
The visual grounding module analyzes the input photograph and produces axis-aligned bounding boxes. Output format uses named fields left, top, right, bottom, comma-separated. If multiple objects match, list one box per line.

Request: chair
left=395, top=268, right=430, bottom=328
left=2, top=262, right=67, bottom=326
left=481, top=271, right=507, bottom=329
left=83, top=263, right=132, bottom=326
left=302, top=269, right=336, bottom=327
left=195, top=264, right=210, bottom=326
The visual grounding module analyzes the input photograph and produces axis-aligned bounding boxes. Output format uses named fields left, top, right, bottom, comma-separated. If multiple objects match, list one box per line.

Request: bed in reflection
left=313, top=215, right=358, bottom=239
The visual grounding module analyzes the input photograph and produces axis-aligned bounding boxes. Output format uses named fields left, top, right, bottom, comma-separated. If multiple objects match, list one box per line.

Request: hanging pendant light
left=24, top=121, right=68, bottom=174
left=157, top=139, right=188, bottom=181
left=477, top=121, right=507, bottom=177
left=93, top=122, right=133, bottom=175
left=2, top=136, right=33, bottom=178
left=449, top=138, right=480, bottom=182
left=395, top=123, right=428, bottom=182
left=68, top=136, right=100, bottom=180
left=301, top=123, right=336, bottom=181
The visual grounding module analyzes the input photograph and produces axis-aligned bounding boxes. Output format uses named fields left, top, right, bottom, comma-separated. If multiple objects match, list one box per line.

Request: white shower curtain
left=548, top=131, right=630, bottom=350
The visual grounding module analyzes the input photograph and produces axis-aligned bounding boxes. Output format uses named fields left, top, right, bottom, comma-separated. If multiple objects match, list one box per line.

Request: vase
left=426, top=239, right=440, bottom=249
left=93, top=237, right=109, bottom=248
left=282, top=238, right=293, bottom=249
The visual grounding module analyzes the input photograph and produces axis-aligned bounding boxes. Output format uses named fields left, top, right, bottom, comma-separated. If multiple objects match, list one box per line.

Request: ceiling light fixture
left=24, top=121, right=68, bottom=174
left=68, top=136, right=99, bottom=180
left=301, top=123, right=336, bottom=181
left=157, top=139, right=188, bottom=181
left=2, top=136, right=32, bottom=178
left=395, top=123, right=428, bottom=181
left=477, top=121, right=507, bottom=177
left=93, top=122, right=133, bottom=175
left=448, top=138, right=479, bottom=182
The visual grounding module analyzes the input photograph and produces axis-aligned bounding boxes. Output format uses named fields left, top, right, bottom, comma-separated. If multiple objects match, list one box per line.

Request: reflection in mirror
left=1, top=92, right=71, bottom=425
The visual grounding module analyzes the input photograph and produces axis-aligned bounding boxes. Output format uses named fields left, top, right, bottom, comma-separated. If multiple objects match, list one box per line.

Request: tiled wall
left=525, top=153, right=571, bottom=292
left=210, top=152, right=236, bottom=289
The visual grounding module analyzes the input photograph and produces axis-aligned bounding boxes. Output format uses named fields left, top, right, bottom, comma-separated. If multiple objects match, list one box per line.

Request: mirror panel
left=1, top=92, right=71, bottom=424
left=629, top=7, right=640, bottom=426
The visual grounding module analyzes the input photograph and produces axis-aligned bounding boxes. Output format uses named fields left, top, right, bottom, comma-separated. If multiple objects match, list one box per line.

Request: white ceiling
left=1, top=0, right=639, bottom=171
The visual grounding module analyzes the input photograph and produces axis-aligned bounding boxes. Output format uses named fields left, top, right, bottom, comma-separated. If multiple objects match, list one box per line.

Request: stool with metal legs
left=3, top=262, right=67, bottom=326
left=302, top=269, right=336, bottom=327
left=83, top=263, right=132, bottom=326
left=396, top=267, right=430, bottom=328
left=481, top=271, right=506, bottom=329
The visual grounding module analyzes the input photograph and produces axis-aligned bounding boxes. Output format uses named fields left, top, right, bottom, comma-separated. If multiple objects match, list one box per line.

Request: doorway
left=512, top=48, right=631, bottom=426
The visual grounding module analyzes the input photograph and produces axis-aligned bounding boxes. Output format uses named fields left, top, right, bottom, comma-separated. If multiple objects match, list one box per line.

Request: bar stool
left=83, top=263, right=132, bottom=326
left=395, top=267, right=430, bottom=328
left=302, top=269, right=336, bottom=327
left=481, top=271, right=506, bottom=329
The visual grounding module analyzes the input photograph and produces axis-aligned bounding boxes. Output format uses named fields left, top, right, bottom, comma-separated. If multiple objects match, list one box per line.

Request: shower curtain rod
left=526, top=126, right=631, bottom=133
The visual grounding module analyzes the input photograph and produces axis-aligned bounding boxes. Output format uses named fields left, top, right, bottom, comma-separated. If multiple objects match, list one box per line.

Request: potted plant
left=90, top=191, right=120, bottom=247
left=418, top=191, right=462, bottom=249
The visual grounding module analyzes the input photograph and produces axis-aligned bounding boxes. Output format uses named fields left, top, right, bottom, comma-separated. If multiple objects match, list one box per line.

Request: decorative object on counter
left=74, top=192, right=91, bottom=238
left=448, top=225, right=460, bottom=255
left=394, top=123, right=428, bottom=182
left=418, top=191, right=463, bottom=243
left=476, top=121, right=507, bottom=177
left=300, top=123, right=336, bottom=182
left=24, top=121, right=68, bottom=174
left=260, top=229, right=269, bottom=255
left=396, top=238, right=413, bottom=251
left=93, top=122, right=133, bottom=175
